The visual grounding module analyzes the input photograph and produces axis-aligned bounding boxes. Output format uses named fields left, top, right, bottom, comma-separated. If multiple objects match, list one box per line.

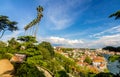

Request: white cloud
left=38, top=34, right=120, bottom=48
left=1, top=31, right=119, bottom=48
left=92, top=25, right=120, bottom=38
left=38, top=36, right=84, bottom=47
left=86, top=25, right=120, bottom=48
left=1, top=25, right=119, bottom=48
left=87, top=34, right=120, bottom=48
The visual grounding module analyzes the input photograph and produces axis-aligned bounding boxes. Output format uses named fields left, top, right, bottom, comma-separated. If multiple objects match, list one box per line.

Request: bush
left=13, top=63, right=45, bottom=77
left=108, top=55, right=120, bottom=62
left=84, top=56, right=92, bottom=64
left=55, top=70, right=69, bottom=77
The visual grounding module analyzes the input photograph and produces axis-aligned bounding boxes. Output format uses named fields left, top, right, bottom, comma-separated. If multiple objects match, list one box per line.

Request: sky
left=0, top=0, right=120, bottom=48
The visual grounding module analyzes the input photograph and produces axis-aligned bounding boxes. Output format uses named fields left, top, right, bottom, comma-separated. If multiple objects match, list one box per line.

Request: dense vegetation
left=108, top=55, right=120, bottom=62
left=84, top=56, right=92, bottom=65
left=103, top=46, right=120, bottom=52
left=0, top=15, right=18, bottom=38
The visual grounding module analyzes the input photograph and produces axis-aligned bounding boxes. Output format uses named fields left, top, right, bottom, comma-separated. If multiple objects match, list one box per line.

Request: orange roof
left=93, top=59, right=104, bottom=62
left=93, top=56, right=105, bottom=62
left=100, top=64, right=105, bottom=67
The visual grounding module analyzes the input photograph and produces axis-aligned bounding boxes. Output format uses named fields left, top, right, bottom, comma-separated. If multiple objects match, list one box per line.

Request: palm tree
left=0, top=15, right=18, bottom=38
left=24, top=5, right=43, bottom=37
left=109, top=10, right=120, bottom=20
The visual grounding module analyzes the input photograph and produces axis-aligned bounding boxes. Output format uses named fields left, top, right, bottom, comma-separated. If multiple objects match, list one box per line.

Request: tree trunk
left=34, top=22, right=39, bottom=37
left=0, top=30, right=5, bottom=39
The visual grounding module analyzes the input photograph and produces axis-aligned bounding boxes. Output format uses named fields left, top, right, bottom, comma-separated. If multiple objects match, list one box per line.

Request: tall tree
left=24, top=5, right=43, bottom=37
left=0, top=15, right=18, bottom=38
left=109, top=10, right=120, bottom=20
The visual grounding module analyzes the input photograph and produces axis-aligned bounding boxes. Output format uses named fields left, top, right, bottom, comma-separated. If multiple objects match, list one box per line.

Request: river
left=102, top=54, right=120, bottom=75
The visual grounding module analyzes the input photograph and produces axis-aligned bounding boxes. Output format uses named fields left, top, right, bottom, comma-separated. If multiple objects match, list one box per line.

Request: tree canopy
left=103, top=46, right=120, bottom=52
left=0, top=15, right=18, bottom=38
left=109, top=10, right=120, bottom=20
left=17, top=36, right=37, bottom=43
left=84, top=56, right=92, bottom=64
left=24, top=5, right=43, bottom=37
left=39, top=41, right=55, bottom=58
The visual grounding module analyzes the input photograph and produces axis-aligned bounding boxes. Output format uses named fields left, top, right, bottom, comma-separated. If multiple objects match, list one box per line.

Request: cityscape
left=0, top=0, right=120, bottom=77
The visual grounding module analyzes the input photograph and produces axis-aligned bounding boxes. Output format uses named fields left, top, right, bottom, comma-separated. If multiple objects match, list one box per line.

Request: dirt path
left=36, top=66, right=53, bottom=77
left=0, top=59, right=14, bottom=77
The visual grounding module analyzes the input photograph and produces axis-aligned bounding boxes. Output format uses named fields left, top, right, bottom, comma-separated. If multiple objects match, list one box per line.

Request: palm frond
left=24, top=6, right=43, bottom=31
left=109, top=10, right=120, bottom=20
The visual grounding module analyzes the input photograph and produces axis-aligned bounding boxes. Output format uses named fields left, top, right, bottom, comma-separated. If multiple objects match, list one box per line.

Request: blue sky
left=0, top=0, right=120, bottom=48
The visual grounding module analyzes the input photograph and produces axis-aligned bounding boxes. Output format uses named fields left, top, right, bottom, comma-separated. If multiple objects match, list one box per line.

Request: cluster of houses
left=54, top=47, right=108, bottom=73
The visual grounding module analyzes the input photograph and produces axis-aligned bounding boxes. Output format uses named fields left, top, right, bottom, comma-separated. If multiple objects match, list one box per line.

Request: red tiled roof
left=93, top=56, right=105, bottom=62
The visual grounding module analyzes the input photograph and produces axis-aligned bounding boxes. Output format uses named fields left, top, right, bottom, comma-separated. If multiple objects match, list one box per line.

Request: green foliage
left=6, top=47, right=18, bottom=54
left=0, top=39, right=109, bottom=77
left=55, top=70, right=69, bottom=77
left=108, top=55, right=120, bottom=62
left=26, top=55, right=47, bottom=67
left=61, top=48, right=74, bottom=52
left=17, top=36, right=37, bottom=43
left=46, top=59, right=61, bottom=74
left=39, top=41, right=55, bottom=58
left=0, top=41, right=7, bottom=47
left=79, top=72, right=89, bottom=77
left=103, top=46, right=117, bottom=52
left=19, top=48, right=39, bottom=57
left=95, top=72, right=114, bottom=77
left=1, top=36, right=114, bottom=77
left=37, top=46, right=52, bottom=60
left=8, top=38, right=20, bottom=49
left=104, top=68, right=109, bottom=73
left=109, top=10, right=120, bottom=20
left=103, top=46, right=120, bottom=52
left=88, top=72, right=96, bottom=77
left=13, top=63, right=45, bottom=77
left=0, top=45, right=9, bottom=59
left=0, top=15, right=18, bottom=38
left=24, top=5, right=43, bottom=31
left=55, top=53, right=76, bottom=73
left=116, top=47, right=120, bottom=52
left=1, top=53, right=13, bottom=59
left=84, top=56, right=92, bottom=64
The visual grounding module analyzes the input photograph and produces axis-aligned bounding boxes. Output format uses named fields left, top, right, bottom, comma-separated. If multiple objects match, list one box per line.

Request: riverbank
left=102, top=54, right=120, bottom=75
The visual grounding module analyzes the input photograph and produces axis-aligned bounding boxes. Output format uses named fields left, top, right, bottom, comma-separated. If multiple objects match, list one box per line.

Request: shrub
left=13, top=63, right=45, bottom=77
